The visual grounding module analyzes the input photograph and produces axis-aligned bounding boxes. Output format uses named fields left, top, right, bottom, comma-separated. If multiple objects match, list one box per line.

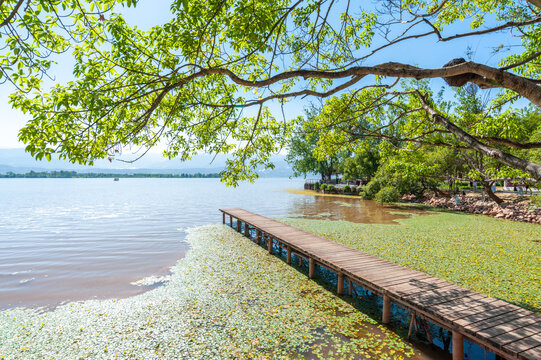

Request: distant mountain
left=0, top=148, right=293, bottom=177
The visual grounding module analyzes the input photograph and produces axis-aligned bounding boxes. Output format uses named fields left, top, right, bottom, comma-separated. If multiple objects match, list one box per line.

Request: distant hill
left=0, top=148, right=293, bottom=177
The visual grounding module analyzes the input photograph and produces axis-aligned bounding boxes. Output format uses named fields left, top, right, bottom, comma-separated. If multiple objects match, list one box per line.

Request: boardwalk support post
left=287, top=246, right=291, bottom=264
left=256, top=230, right=261, bottom=245
left=452, top=331, right=463, bottom=360
left=348, top=279, right=353, bottom=296
left=244, top=223, right=250, bottom=237
left=236, top=219, right=240, bottom=232
left=337, top=273, right=344, bottom=295
left=229, top=215, right=233, bottom=227
left=309, top=258, right=315, bottom=279
left=222, top=212, right=225, bottom=224
left=267, top=236, right=273, bottom=254
left=382, top=295, right=391, bottom=324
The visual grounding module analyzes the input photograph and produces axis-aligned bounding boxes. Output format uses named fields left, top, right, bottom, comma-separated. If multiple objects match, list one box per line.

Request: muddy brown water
left=284, top=189, right=430, bottom=224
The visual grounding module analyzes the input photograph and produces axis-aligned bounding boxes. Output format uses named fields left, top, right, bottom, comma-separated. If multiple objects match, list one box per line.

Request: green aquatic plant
left=0, top=225, right=419, bottom=359
left=283, top=213, right=541, bottom=313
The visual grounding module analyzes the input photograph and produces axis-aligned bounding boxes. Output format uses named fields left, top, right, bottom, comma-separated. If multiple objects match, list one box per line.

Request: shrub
left=313, top=182, right=320, bottom=191
left=361, top=179, right=382, bottom=200
left=320, top=183, right=327, bottom=191
left=531, top=194, right=541, bottom=208
left=350, top=186, right=357, bottom=193
left=358, top=189, right=370, bottom=199
left=343, top=185, right=351, bottom=193
left=375, top=186, right=400, bottom=203
left=327, top=184, right=335, bottom=192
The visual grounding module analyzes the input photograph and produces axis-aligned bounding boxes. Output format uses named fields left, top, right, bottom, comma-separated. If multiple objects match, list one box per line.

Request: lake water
left=0, top=178, right=424, bottom=310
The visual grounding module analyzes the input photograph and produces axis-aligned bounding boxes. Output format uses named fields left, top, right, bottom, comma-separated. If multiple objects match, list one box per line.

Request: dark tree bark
left=482, top=181, right=504, bottom=205
left=434, top=188, right=452, bottom=199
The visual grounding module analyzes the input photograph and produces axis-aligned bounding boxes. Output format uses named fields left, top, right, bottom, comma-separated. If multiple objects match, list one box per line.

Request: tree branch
left=187, top=60, right=541, bottom=108
left=417, top=92, right=541, bottom=181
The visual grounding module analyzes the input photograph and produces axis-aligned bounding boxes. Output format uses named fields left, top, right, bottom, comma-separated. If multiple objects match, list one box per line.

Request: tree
left=360, top=145, right=456, bottom=201
left=8, top=0, right=541, bottom=184
left=286, top=128, right=335, bottom=181
left=286, top=107, right=345, bottom=181
left=341, top=143, right=380, bottom=181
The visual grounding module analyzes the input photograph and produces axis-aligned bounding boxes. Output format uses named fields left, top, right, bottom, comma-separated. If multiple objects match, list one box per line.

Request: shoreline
left=401, top=193, right=541, bottom=224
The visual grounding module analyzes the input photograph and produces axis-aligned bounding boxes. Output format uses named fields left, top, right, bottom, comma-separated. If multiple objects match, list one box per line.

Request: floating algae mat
left=1, top=225, right=429, bottom=359
left=282, top=212, right=541, bottom=313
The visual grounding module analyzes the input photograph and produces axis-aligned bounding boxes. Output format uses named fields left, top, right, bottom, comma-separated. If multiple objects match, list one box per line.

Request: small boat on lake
left=114, top=178, right=119, bottom=181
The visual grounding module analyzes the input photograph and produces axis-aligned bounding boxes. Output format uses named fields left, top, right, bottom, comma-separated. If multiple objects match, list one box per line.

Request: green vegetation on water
left=283, top=212, right=541, bottom=313
left=0, top=225, right=422, bottom=360
left=0, top=171, right=221, bottom=179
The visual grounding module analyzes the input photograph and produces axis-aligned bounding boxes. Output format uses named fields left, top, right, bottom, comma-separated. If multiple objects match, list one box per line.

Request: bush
left=360, top=179, right=382, bottom=200
left=358, top=189, right=370, bottom=199
left=313, top=182, right=320, bottom=191
left=327, top=184, right=335, bottom=192
left=343, top=185, right=351, bottom=193
left=320, top=183, right=327, bottom=191
left=350, top=186, right=357, bottom=193
left=531, top=194, right=541, bottom=208
left=374, top=186, right=400, bottom=203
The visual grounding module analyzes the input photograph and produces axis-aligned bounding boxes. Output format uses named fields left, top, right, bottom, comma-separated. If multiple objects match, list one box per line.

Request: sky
left=0, top=0, right=516, bottom=152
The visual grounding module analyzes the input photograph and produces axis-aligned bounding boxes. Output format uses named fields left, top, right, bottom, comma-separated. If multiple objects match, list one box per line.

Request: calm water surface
left=0, top=178, right=423, bottom=310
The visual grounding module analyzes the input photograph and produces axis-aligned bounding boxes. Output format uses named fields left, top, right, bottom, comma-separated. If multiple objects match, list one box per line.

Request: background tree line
left=287, top=85, right=541, bottom=203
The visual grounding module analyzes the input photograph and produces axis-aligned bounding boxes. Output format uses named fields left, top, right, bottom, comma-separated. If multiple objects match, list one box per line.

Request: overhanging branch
left=417, top=92, right=541, bottom=181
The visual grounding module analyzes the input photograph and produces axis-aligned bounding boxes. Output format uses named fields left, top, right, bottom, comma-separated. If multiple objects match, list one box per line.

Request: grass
left=0, top=225, right=423, bottom=360
left=282, top=211, right=541, bottom=313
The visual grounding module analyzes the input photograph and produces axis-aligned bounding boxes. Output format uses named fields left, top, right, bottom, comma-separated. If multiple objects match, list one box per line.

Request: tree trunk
left=483, top=182, right=503, bottom=204
left=434, top=188, right=452, bottom=198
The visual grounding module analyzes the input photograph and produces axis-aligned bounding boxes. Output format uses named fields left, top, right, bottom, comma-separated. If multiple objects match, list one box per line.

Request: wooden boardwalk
left=220, top=208, right=540, bottom=360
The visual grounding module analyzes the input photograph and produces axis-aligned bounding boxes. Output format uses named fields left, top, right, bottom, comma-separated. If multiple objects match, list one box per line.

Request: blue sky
left=0, top=1, right=514, bottom=151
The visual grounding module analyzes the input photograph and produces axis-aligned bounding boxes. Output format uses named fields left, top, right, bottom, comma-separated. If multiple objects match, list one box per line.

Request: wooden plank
left=477, top=318, right=540, bottom=341
left=432, top=296, right=498, bottom=318
left=502, top=333, right=541, bottom=357
left=519, top=345, right=541, bottom=360
left=453, top=304, right=523, bottom=328
left=491, top=323, right=541, bottom=346
left=391, top=280, right=456, bottom=298
left=350, top=262, right=401, bottom=274
left=360, top=269, right=420, bottom=283
left=464, top=309, right=534, bottom=333
left=344, top=259, right=392, bottom=271
left=349, top=261, right=402, bottom=272
left=377, top=273, right=433, bottom=288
